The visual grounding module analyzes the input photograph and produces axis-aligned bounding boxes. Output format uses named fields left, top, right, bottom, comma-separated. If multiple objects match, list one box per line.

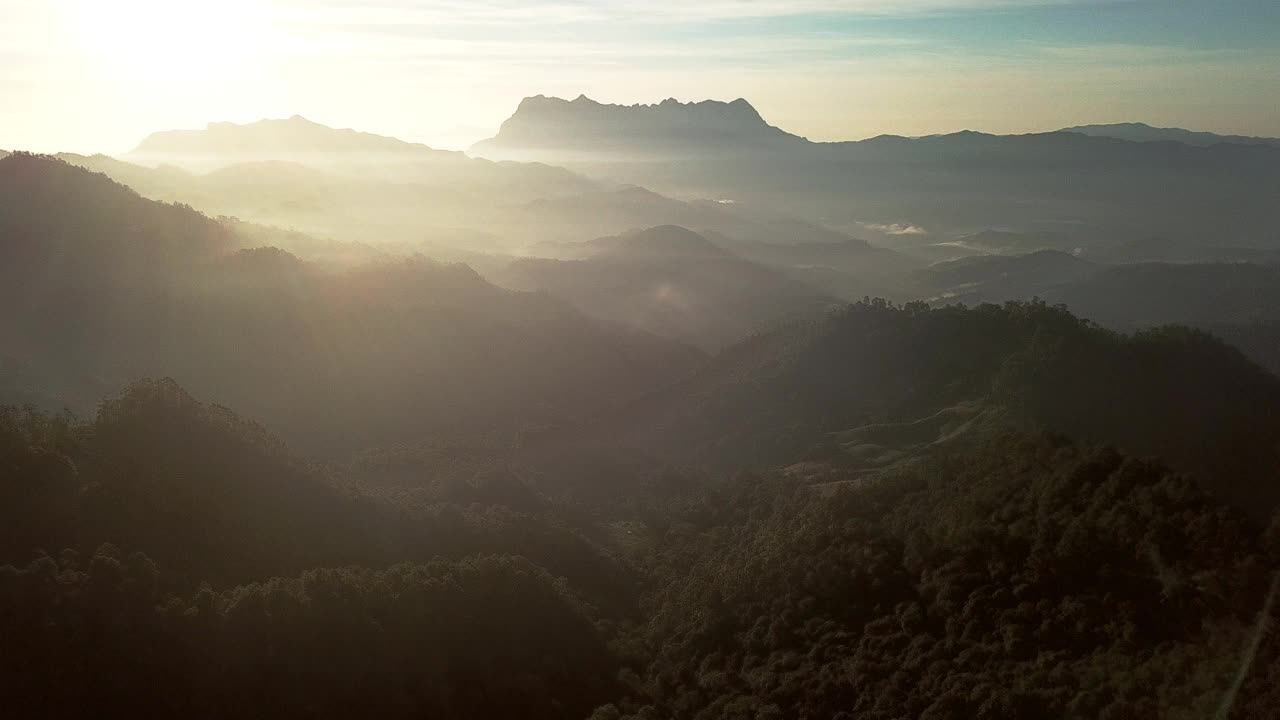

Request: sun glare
left=69, top=0, right=268, bottom=86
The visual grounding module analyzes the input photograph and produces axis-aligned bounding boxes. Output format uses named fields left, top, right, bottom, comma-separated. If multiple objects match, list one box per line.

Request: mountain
left=54, top=145, right=601, bottom=252
left=0, top=154, right=701, bottom=455
left=901, top=228, right=1077, bottom=263
left=1088, top=236, right=1280, bottom=264
left=512, top=184, right=859, bottom=248
left=492, top=226, right=838, bottom=350
left=888, top=246, right=1280, bottom=374
left=0, top=378, right=645, bottom=718
left=0, top=152, right=235, bottom=287
left=473, top=96, right=1280, bottom=250
left=630, top=299, right=1280, bottom=512
left=472, top=95, right=802, bottom=156
left=1061, top=121, right=1280, bottom=148
left=896, top=247, right=1280, bottom=373
left=58, top=142, right=894, bottom=258
left=586, top=224, right=729, bottom=259
left=121, top=116, right=598, bottom=208
left=916, top=250, right=1101, bottom=304
left=1046, top=261, right=1280, bottom=329
left=708, top=233, right=922, bottom=301
left=133, top=115, right=454, bottom=157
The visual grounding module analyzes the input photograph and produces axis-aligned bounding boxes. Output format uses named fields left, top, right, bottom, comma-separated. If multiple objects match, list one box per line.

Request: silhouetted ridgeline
left=472, top=95, right=801, bottom=154
left=1060, top=121, right=1280, bottom=148
left=473, top=95, right=1280, bottom=246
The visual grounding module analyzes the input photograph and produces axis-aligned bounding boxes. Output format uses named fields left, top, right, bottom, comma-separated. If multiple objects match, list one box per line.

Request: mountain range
left=471, top=95, right=800, bottom=156
left=492, top=225, right=839, bottom=350
left=1059, top=122, right=1280, bottom=148
left=0, top=153, right=700, bottom=456
left=473, top=96, right=1280, bottom=248
left=7, top=120, right=1280, bottom=719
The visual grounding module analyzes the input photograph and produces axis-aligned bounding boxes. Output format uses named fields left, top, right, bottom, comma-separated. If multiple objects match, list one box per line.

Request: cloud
left=1028, top=42, right=1259, bottom=65
left=274, top=0, right=1105, bottom=26
left=863, top=222, right=928, bottom=236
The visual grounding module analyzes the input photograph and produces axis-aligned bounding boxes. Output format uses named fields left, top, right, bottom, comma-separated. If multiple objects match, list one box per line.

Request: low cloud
left=864, top=222, right=927, bottom=236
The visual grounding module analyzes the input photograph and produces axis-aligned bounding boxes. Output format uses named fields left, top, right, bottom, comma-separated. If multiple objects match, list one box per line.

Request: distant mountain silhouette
left=57, top=147, right=901, bottom=261
left=903, top=229, right=1076, bottom=263
left=701, top=232, right=920, bottom=301
left=492, top=225, right=837, bottom=350
left=474, top=96, right=1280, bottom=248
left=879, top=238, right=1280, bottom=373
left=587, top=224, right=731, bottom=259
left=124, top=116, right=598, bottom=202
left=1060, top=122, right=1280, bottom=148
left=1087, top=236, right=1280, bottom=264
left=472, top=95, right=801, bottom=156
left=132, top=115, right=459, bottom=159
left=917, top=250, right=1099, bottom=304
left=1047, top=262, right=1280, bottom=329
left=515, top=185, right=861, bottom=247
left=56, top=144, right=598, bottom=251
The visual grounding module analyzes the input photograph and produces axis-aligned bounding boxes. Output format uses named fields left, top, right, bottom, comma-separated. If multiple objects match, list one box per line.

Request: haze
left=4, top=0, right=1280, bottom=154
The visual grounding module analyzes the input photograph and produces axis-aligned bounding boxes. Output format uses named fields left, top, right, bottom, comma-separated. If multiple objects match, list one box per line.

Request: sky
left=2, top=0, right=1279, bottom=154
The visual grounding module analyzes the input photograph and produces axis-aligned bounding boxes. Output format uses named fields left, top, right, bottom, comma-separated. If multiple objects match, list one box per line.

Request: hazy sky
left=3, top=0, right=1279, bottom=153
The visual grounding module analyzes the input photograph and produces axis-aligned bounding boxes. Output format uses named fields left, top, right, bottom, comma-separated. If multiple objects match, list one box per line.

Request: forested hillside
left=4, top=389, right=1277, bottom=719
left=598, top=434, right=1278, bottom=719
left=634, top=300, right=1280, bottom=511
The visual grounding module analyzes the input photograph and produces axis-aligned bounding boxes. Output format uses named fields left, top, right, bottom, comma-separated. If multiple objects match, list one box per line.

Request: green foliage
left=615, top=434, right=1275, bottom=719
left=0, top=381, right=638, bottom=603
left=2, top=380, right=1278, bottom=718
left=0, top=550, right=619, bottom=720
left=645, top=298, right=1280, bottom=512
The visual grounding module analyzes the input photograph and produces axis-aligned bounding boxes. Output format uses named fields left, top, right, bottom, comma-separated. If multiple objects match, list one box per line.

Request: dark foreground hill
left=3, top=381, right=1277, bottom=719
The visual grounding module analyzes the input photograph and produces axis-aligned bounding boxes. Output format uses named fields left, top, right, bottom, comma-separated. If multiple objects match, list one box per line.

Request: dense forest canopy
left=4, top=388, right=1278, bottom=719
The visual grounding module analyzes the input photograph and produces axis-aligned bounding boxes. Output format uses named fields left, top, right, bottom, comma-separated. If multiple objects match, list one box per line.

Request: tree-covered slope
left=598, top=434, right=1277, bottom=720
left=634, top=300, right=1280, bottom=511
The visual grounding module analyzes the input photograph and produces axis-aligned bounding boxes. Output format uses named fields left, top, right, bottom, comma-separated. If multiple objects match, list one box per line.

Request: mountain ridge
left=470, top=95, right=1280, bottom=248
left=132, top=115, right=460, bottom=158
left=474, top=94, right=803, bottom=154
left=0, top=154, right=703, bottom=455
left=1059, top=121, right=1280, bottom=148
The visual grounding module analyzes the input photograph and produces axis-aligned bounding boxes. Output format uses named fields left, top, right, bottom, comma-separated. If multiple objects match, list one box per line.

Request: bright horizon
left=3, top=0, right=1279, bottom=154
